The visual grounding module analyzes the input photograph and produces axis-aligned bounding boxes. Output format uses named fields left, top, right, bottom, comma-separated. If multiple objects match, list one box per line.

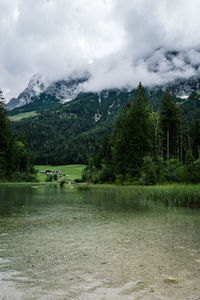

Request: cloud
left=0, top=0, right=200, bottom=101
left=85, top=0, right=200, bottom=92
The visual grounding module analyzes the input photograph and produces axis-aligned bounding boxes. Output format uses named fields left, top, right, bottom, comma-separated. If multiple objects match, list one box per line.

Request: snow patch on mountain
left=5, top=47, right=200, bottom=112
left=6, top=74, right=45, bottom=110
left=178, top=95, right=189, bottom=100
left=94, top=113, right=102, bottom=123
left=6, top=75, right=87, bottom=111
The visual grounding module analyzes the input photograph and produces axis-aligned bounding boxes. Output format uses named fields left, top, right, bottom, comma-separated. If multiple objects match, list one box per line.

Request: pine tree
left=0, top=89, right=35, bottom=180
left=112, top=83, right=152, bottom=177
left=0, top=90, right=15, bottom=178
left=190, top=119, right=200, bottom=159
left=160, top=89, right=182, bottom=160
left=95, top=136, right=112, bottom=168
left=127, top=83, right=152, bottom=175
left=111, top=101, right=132, bottom=175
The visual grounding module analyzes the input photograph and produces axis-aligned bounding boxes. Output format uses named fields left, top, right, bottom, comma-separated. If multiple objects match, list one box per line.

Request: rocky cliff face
left=6, top=75, right=87, bottom=111
left=6, top=74, right=45, bottom=111
left=6, top=47, right=200, bottom=112
left=7, top=73, right=200, bottom=112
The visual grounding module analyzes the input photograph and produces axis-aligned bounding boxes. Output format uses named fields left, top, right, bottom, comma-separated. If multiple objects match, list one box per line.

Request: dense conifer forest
left=83, top=84, right=200, bottom=184
left=0, top=89, right=36, bottom=181
left=2, top=81, right=200, bottom=185
left=9, top=84, right=200, bottom=166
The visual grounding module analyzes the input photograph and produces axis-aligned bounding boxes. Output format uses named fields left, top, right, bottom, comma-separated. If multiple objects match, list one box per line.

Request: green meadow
left=35, top=164, right=86, bottom=182
left=9, top=111, right=38, bottom=122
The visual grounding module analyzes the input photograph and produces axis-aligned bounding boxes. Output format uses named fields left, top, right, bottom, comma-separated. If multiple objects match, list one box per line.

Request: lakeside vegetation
left=83, top=83, right=200, bottom=186
left=77, top=184, right=200, bottom=208
left=0, top=89, right=37, bottom=182
left=1, top=83, right=200, bottom=210
left=9, top=82, right=200, bottom=166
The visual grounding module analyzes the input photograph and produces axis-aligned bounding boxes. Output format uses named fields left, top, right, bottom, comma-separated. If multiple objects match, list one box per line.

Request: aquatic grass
left=77, top=184, right=91, bottom=191
left=141, top=185, right=200, bottom=207
left=78, top=184, right=200, bottom=207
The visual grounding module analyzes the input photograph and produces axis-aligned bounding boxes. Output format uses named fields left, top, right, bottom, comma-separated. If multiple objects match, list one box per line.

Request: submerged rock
left=164, top=277, right=180, bottom=284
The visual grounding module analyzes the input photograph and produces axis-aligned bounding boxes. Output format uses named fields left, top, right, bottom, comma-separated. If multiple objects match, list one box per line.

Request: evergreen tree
left=0, top=90, right=15, bottom=178
left=0, top=89, right=36, bottom=181
left=149, top=112, right=160, bottom=157
left=190, top=119, right=200, bottom=159
left=95, top=136, right=112, bottom=168
left=160, top=89, right=182, bottom=160
left=112, top=83, right=152, bottom=176
left=111, top=101, right=132, bottom=175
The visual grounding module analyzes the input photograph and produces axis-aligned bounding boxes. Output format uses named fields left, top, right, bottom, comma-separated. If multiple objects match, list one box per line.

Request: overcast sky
left=1, top=0, right=200, bottom=101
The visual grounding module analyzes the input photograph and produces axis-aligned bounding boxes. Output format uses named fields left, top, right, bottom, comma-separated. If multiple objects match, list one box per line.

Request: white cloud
left=0, top=0, right=200, bottom=101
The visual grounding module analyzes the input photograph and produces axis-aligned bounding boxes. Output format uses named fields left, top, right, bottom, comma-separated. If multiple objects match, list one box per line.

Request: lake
left=0, top=184, right=200, bottom=299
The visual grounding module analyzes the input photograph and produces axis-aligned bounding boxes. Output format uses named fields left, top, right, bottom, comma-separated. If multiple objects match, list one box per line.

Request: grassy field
left=35, top=164, right=86, bottom=182
left=9, top=111, right=38, bottom=122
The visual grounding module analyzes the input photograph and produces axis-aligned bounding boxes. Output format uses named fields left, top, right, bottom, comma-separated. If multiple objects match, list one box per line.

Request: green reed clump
left=77, top=185, right=91, bottom=191
left=130, top=185, right=200, bottom=207
left=83, top=184, right=200, bottom=207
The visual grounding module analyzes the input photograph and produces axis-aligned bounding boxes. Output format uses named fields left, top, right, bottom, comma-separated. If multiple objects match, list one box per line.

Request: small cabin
left=40, top=170, right=61, bottom=175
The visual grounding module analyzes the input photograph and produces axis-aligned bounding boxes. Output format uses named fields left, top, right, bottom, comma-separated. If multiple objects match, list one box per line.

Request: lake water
left=0, top=184, right=200, bottom=300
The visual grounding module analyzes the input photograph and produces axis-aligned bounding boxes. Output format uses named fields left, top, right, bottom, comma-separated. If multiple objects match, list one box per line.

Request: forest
left=83, top=83, right=200, bottom=185
left=1, top=82, right=200, bottom=184
left=10, top=84, right=200, bottom=166
left=0, top=89, right=36, bottom=181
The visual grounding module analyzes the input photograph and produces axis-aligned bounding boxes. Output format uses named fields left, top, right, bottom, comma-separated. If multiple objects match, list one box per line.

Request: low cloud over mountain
left=1, top=0, right=200, bottom=101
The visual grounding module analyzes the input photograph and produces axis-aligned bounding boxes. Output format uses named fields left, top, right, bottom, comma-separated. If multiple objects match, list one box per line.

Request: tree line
left=83, top=83, right=200, bottom=184
left=0, top=89, right=36, bottom=181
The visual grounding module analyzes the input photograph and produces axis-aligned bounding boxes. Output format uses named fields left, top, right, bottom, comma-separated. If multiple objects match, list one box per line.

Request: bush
left=139, top=156, right=167, bottom=185
left=98, top=164, right=115, bottom=183
left=123, top=174, right=139, bottom=185
left=115, top=174, right=138, bottom=185
left=139, top=156, right=157, bottom=185
left=22, top=173, right=38, bottom=182
left=115, top=174, right=124, bottom=185
left=82, top=158, right=96, bottom=182
left=10, top=171, right=38, bottom=182
left=182, top=158, right=200, bottom=183
left=59, top=179, right=66, bottom=188
left=139, top=157, right=184, bottom=185
left=53, top=174, right=58, bottom=181
left=74, top=178, right=84, bottom=183
left=165, top=159, right=183, bottom=183
left=45, top=174, right=53, bottom=182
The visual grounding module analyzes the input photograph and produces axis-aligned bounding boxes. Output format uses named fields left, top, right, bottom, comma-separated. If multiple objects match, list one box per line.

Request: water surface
left=0, top=184, right=200, bottom=299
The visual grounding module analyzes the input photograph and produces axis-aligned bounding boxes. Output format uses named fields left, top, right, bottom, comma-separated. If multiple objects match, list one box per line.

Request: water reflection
left=0, top=185, right=200, bottom=300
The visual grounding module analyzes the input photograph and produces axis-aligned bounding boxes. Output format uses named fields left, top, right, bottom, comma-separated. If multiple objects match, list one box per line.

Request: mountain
left=7, top=74, right=200, bottom=117
left=10, top=89, right=131, bottom=164
left=6, top=74, right=88, bottom=113
left=9, top=74, right=200, bottom=165
left=6, top=74, right=45, bottom=111
left=6, top=47, right=200, bottom=113
left=6, top=46, right=200, bottom=165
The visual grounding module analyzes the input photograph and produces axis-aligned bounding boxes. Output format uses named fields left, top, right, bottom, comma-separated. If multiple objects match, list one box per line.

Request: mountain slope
left=10, top=80, right=200, bottom=165
left=7, top=75, right=88, bottom=113
left=8, top=70, right=200, bottom=165
left=11, top=89, right=132, bottom=164
left=6, top=46, right=200, bottom=113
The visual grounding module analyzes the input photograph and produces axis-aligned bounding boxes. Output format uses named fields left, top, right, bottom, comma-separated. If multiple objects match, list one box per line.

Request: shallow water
left=0, top=184, right=200, bottom=300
